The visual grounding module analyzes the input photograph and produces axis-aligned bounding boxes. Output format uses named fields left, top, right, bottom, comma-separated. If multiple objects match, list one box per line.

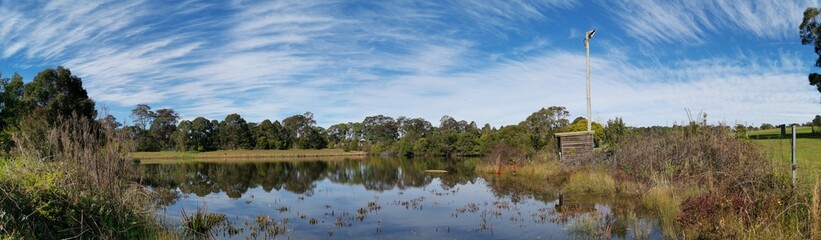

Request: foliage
left=150, top=108, right=180, bottom=151
left=521, top=106, right=569, bottom=151
left=800, top=7, right=821, bottom=94
left=603, top=117, right=627, bottom=148
left=0, top=73, right=24, bottom=153
left=218, top=113, right=253, bottom=150
left=734, top=124, right=748, bottom=139
left=22, top=66, right=96, bottom=121
left=564, top=117, right=605, bottom=146
left=813, top=114, right=821, bottom=134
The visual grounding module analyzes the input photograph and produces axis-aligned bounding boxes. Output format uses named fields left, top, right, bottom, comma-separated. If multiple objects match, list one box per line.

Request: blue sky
left=0, top=0, right=819, bottom=127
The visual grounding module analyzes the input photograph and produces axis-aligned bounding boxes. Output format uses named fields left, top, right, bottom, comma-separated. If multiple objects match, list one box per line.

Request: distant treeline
left=124, top=104, right=623, bottom=157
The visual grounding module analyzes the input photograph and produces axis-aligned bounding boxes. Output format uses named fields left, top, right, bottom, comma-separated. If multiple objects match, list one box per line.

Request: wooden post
left=792, top=125, right=797, bottom=187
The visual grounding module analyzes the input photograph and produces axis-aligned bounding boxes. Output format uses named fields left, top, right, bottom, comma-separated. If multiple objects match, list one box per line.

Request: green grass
left=133, top=149, right=367, bottom=162
left=749, top=126, right=819, bottom=139
left=753, top=138, right=821, bottom=189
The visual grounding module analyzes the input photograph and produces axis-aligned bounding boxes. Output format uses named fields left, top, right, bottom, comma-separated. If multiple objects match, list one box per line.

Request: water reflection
left=139, top=157, right=479, bottom=201
left=138, top=157, right=661, bottom=239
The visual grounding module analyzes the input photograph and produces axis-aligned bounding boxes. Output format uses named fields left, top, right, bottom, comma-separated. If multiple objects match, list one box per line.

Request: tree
left=255, top=119, right=276, bottom=149
left=0, top=73, right=24, bottom=153
left=799, top=7, right=821, bottom=94
left=174, top=120, right=193, bottom=151
left=131, top=104, right=155, bottom=130
left=327, top=123, right=350, bottom=148
left=362, top=115, right=398, bottom=145
left=191, top=117, right=216, bottom=151
left=217, top=113, right=253, bottom=150
left=812, top=115, right=821, bottom=134
left=283, top=112, right=316, bottom=149
left=398, top=117, right=432, bottom=142
left=98, top=114, right=122, bottom=129
left=604, top=117, right=627, bottom=146
left=565, top=117, right=605, bottom=146
left=23, top=67, right=96, bottom=121
left=521, top=106, right=570, bottom=150
left=150, top=108, right=180, bottom=151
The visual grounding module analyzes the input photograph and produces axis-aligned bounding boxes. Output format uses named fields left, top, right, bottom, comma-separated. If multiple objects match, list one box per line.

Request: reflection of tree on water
left=138, top=157, right=480, bottom=203
left=480, top=174, right=657, bottom=239
left=482, top=174, right=561, bottom=203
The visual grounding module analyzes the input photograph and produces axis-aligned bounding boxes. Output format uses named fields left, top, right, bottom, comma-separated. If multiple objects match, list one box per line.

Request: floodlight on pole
left=584, top=29, right=595, bottom=132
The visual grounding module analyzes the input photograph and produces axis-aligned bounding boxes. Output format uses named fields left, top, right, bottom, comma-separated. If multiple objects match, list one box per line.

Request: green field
left=750, top=127, right=821, bottom=189
left=132, top=149, right=367, bottom=163
left=748, top=126, right=817, bottom=139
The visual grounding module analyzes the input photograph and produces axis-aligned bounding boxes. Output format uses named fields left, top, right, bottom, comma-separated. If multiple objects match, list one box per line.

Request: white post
left=791, top=125, right=797, bottom=187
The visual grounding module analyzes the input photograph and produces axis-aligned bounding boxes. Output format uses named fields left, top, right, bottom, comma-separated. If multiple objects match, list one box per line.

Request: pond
left=138, top=157, right=662, bottom=239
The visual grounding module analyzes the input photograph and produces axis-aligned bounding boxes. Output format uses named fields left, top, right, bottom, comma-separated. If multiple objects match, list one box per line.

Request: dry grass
left=811, top=180, right=820, bottom=239
left=641, top=183, right=683, bottom=237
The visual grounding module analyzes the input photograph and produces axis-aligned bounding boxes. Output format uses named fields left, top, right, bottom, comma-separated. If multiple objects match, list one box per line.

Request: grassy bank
left=133, top=149, right=367, bottom=161
left=477, top=126, right=821, bottom=239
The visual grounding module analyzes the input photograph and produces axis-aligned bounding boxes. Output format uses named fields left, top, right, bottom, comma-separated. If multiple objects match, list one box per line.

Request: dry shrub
left=612, top=127, right=770, bottom=188
left=49, top=113, right=135, bottom=197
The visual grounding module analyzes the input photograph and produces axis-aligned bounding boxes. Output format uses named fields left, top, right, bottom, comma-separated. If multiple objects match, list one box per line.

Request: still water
left=138, top=157, right=661, bottom=239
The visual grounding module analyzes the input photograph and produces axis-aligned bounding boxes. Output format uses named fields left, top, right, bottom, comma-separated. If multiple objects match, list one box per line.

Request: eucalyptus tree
left=23, top=66, right=96, bottom=121
left=218, top=113, right=253, bottom=150
left=190, top=117, right=216, bottom=151
left=150, top=108, right=180, bottom=151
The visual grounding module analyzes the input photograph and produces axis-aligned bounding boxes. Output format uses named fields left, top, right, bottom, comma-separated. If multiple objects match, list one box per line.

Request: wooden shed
left=555, top=131, right=594, bottom=163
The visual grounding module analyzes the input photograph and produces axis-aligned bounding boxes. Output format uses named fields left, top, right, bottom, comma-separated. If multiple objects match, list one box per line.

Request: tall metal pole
left=584, top=29, right=594, bottom=132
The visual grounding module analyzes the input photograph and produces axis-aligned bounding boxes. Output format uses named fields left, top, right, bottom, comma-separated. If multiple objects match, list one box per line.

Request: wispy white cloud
left=611, top=0, right=816, bottom=45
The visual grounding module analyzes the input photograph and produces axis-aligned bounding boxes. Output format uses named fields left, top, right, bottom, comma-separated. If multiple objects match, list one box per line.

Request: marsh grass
left=563, top=169, right=616, bottom=196
left=640, top=183, right=682, bottom=236
left=181, top=205, right=226, bottom=238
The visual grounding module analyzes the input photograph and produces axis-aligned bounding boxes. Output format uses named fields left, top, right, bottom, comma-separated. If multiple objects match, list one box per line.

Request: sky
left=0, top=0, right=819, bottom=128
